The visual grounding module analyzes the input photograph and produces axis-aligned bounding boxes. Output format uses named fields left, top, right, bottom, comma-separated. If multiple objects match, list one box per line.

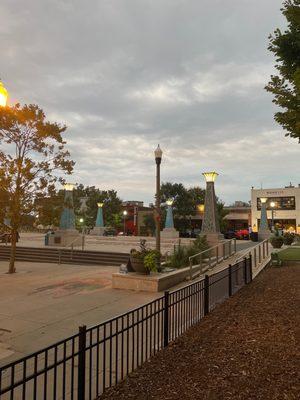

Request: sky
left=1, top=0, right=299, bottom=205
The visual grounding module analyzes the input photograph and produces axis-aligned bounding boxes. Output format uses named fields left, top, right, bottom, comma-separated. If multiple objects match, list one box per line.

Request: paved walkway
left=0, top=261, right=160, bottom=365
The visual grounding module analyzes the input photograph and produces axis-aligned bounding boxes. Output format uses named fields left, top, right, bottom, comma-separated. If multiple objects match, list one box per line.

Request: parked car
left=235, top=229, right=249, bottom=240
left=224, top=230, right=236, bottom=239
left=103, top=228, right=117, bottom=236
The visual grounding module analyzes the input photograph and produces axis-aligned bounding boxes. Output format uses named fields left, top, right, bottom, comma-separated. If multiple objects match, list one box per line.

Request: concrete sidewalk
left=0, top=261, right=160, bottom=366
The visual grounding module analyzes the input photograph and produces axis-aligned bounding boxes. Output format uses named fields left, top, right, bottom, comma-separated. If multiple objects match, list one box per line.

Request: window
left=257, top=197, right=295, bottom=210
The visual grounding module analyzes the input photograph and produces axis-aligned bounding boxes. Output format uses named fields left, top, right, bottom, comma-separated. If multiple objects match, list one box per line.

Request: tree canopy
left=35, top=184, right=123, bottom=229
left=265, top=0, right=300, bottom=141
left=160, top=182, right=226, bottom=232
left=0, top=103, right=74, bottom=273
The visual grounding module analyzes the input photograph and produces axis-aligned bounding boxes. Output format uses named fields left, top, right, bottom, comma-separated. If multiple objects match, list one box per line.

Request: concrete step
left=0, top=245, right=129, bottom=266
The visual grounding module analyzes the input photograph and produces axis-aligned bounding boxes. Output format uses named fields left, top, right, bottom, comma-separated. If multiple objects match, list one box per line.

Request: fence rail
left=188, top=238, right=237, bottom=279
left=0, top=256, right=254, bottom=400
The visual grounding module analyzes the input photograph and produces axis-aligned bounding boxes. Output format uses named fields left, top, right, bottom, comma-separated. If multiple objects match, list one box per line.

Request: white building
left=251, top=186, right=300, bottom=233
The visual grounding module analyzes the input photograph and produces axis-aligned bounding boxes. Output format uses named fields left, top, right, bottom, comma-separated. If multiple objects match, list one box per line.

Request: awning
left=224, top=213, right=250, bottom=221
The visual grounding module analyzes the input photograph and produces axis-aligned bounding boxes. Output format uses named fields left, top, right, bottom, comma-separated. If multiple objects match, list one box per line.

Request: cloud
left=1, top=0, right=297, bottom=205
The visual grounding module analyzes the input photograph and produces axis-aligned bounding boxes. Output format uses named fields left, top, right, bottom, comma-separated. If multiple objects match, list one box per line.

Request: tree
left=265, top=0, right=300, bottom=141
left=35, top=186, right=64, bottom=227
left=0, top=104, right=74, bottom=273
left=72, top=185, right=122, bottom=228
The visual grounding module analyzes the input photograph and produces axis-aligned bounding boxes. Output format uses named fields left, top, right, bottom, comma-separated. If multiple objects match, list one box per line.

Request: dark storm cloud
left=1, top=0, right=298, bottom=204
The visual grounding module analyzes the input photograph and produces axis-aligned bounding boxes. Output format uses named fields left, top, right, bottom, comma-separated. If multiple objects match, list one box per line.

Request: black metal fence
left=0, top=256, right=252, bottom=400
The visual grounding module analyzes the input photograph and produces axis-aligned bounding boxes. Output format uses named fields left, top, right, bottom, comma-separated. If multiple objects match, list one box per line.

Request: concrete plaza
left=0, top=234, right=255, bottom=367
left=0, top=261, right=160, bottom=366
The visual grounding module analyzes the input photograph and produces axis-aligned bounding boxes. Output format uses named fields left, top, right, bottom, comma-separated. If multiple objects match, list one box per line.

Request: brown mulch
left=100, top=265, right=300, bottom=400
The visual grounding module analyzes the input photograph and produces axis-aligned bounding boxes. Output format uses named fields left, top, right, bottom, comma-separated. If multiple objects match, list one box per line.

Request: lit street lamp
left=0, top=80, right=8, bottom=107
left=154, top=145, right=162, bottom=265
left=60, top=183, right=76, bottom=230
left=270, top=201, right=275, bottom=232
left=258, top=197, right=270, bottom=241
left=201, top=172, right=222, bottom=245
left=123, top=210, right=128, bottom=235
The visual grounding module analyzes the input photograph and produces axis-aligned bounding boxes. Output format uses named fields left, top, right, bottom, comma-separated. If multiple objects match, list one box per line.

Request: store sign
left=265, top=191, right=285, bottom=195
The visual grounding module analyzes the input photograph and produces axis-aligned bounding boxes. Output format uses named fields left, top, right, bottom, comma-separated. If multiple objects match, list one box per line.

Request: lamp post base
left=201, top=232, right=224, bottom=247
left=161, top=228, right=179, bottom=239
left=258, top=230, right=271, bottom=241
left=48, top=229, right=81, bottom=247
left=90, top=227, right=106, bottom=236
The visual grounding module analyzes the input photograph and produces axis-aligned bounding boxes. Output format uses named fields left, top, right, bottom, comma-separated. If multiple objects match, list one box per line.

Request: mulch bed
left=100, top=265, right=300, bottom=399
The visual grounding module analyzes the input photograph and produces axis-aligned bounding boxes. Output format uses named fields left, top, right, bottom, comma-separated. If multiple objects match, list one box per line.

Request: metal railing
left=236, top=238, right=269, bottom=276
left=188, top=238, right=237, bottom=279
left=0, top=255, right=254, bottom=400
left=57, top=235, right=85, bottom=264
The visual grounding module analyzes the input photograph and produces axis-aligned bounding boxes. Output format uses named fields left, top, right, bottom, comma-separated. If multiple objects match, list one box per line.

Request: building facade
left=121, top=201, right=153, bottom=235
left=223, top=202, right=251, bottom=231
left=251, top=186, right=300, bottom=233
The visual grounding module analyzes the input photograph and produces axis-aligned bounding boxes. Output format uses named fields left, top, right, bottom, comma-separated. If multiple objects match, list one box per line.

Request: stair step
left=0, top=245, right=129, bottom=266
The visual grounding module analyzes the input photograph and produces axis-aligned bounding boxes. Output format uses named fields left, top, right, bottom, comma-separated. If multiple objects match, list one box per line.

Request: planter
left=270, top=238, right=284, bottom=249
left=130, top=256, right=150, bottom=275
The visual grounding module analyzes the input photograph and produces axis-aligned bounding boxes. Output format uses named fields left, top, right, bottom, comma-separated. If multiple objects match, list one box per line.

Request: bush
left=143, top=250, right=160, bottom=272
left=283, top=232, right=294, bottom=246
left=270, top=234, right=284, bottom=249
left=167, top=235, right=209, bottom=269
left=130, top=239, right=161, bottom=272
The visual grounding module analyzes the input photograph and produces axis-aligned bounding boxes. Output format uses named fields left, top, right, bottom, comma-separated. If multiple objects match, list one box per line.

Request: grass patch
left=277, top=247, right=300, bottom=261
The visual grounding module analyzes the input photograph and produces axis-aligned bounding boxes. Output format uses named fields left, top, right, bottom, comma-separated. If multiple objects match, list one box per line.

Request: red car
left=235, top=229, right=249, bottom=240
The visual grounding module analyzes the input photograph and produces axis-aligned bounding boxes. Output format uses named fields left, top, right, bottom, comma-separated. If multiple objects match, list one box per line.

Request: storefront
left=251, top=186, right=300, bottom=233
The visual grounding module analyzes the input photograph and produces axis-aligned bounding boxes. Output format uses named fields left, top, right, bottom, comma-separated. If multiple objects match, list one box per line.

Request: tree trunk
left=8, top=228, right=17, bottom=274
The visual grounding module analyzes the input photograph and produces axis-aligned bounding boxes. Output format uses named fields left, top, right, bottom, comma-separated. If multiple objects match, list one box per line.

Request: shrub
left=270, top=234, right=284, bottom=249
left=167, top=235, right=209, bottom=269
left=282, top=232, right=294, bottom=246
left=144, top=250, right=160, bottom=272
left=130, top=239, right=161, bottom=272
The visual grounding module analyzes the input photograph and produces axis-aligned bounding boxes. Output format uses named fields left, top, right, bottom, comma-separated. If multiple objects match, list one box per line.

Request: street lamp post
left=258, top=197, right=271, bottom=241
left=123, top=210, right=128, bottom=235
left=270, top=201, right=275, bottom=232
left=154, top=145, right=162, bottom=262
left=201, top=172, right=223, bottom=246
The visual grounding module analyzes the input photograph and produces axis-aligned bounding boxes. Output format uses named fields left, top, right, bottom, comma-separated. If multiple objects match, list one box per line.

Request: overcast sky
left=1, top=0, right=299, bottom=205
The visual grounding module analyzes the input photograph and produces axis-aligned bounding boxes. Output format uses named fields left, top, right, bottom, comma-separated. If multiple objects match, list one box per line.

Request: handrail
left=58, top=234, right=85, bottom=264
left=188, top=238, right=237, bottom=279
left=236, top=238, right=270, bottom=271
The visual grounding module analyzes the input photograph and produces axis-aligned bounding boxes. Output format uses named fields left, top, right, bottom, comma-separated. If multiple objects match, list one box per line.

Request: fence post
left=254, top=248, right=257, bottom=269
left=163, top=291, right=169, bottom=347
left=249, top=254, right=253, bottom=282
left=262, top=241, right=265, bottom=259
left=204, top=275, right=210, bottom=315
left=258, top=245, right=261, bottom=264
left=266, top=239, right=269, bottom=256
left=216, top=245, right=219, bottom=263
left=228, top=264, right=232, bottom=297
left=77, top=325, right=87, bottom=400
left=243, top=258, right=247, bottom=284
left=234, top=238, right=237, bottom=253
left=229, top=240, right=232, bottom=256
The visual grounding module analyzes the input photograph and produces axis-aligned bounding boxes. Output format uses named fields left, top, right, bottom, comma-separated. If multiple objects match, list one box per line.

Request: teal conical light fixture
left=165, top=199, right=174, bottom=229
left=95, top=202, right=104, bottom=227
left=59, top=183, right=76, bottom=230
